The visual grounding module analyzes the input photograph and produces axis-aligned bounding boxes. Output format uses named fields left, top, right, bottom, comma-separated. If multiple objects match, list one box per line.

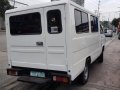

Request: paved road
left=0, top=32, right=120, bottom=90
left=0, top=32, right=7, bottom=52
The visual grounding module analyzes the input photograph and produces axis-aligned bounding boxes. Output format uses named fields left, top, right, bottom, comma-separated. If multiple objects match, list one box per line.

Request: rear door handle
left=36, top=42, right=43, bottom=46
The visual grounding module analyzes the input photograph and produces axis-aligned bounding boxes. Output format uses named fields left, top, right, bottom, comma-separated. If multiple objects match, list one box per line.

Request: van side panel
left=68, top=5, right=86, bottom=81
left=68, top=5, right=102, bottom=81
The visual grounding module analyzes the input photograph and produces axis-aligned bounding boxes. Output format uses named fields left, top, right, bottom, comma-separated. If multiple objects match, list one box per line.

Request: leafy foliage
left=0, top=0, right=13, bottom=18
left=101, top=21, right=109, bottom=28
left=111, top=18, right=120, bottom=27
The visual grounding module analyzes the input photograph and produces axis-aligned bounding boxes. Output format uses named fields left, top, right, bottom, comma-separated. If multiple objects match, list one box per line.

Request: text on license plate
left=30, top=71, right=45, bottom=78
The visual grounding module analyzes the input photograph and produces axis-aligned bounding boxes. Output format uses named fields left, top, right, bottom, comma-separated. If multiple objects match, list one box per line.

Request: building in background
left=51, top=0, right=84, bottom=7
left=71, top=0, right=84, bottom=6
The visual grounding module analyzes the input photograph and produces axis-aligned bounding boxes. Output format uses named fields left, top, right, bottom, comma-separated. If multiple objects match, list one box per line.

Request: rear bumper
left=18, top=76, right=51, bottom=84
left=104, top=34, right=113, bottom=37
left=7, top=66, right=71, bottom=84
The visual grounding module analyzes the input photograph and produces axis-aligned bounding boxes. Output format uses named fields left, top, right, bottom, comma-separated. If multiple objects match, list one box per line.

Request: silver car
left=104, top=29, right=113, bottom=37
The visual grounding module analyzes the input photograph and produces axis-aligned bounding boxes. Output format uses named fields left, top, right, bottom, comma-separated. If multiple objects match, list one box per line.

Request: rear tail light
left=7, top=69, right=18, bottom=76
left=53, top=76, right=69, bottom=83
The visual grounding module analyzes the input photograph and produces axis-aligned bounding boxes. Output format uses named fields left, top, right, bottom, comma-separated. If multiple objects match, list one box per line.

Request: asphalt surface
left=0, top=32, right=120, bottom=90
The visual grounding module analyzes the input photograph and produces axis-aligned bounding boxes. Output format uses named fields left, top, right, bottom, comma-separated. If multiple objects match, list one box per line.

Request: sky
left=85, top=0, right=120, bottom=21
left=9, top=0, right=120, bottom=21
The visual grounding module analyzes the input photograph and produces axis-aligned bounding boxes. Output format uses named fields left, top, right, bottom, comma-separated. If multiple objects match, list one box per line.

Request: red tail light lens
left=7, top=69, right=18, bottom=76
left=53, top=76, right=69, bottom=83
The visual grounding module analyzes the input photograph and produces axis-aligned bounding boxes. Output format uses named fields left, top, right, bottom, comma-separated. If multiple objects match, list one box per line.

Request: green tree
left=0, top=0, right=13, bottom=19
left=111, top=18, right=119, bottom=27
left=101, top=21, right=109, bottom=28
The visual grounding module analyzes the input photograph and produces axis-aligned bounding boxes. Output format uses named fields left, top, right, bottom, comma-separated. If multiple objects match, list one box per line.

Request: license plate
left=30, top=71, right=45, bottom=78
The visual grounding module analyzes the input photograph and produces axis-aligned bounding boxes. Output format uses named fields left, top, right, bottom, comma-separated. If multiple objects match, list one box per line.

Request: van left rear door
left=8, top=9, right=47, bottom=69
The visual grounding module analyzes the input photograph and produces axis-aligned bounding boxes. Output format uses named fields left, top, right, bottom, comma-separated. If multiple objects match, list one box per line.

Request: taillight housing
left=7, top=68, right=22, bottom=76
left=53, top=76, right=70, bottom=83
left=7, top=69, right=18, bottom=76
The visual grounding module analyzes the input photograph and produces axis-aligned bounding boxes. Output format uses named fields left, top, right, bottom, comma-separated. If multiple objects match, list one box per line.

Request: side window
left=47, top=10, right=62, bottom=34
left=81, top=12, right=89, bottom=33
left=10, top=12, right=42, bottom=35
left=74, top=9, right=89, bottom=33
left=74, top=10, right=82, bottom=33
left=91, top=16, right=98, bottom=32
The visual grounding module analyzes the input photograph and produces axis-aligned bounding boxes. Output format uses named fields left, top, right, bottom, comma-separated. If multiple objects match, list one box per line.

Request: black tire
left=118, top=37, right=120, bottom=40
left=79, top=62, right=89, bottom=85
left=118, top=33, right=120, bottom=40
left=98, top=48, right=104, bottom=63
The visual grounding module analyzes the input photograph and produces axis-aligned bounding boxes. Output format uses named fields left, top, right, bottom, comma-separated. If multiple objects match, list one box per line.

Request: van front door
left=44, top=5, right=67, bottom=71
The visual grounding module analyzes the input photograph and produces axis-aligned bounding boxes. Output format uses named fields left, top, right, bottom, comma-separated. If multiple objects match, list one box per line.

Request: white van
left=5, top=0, right=105, bottom=84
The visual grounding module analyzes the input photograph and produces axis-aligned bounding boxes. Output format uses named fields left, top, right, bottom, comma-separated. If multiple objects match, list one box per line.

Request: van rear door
left=8, top=9, right=47, bottom=69
left=44, top=5, right=67, bottom=71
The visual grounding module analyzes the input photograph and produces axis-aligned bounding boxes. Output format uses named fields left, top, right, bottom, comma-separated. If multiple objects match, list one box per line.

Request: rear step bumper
left=18, top=76, right=51, bottom=84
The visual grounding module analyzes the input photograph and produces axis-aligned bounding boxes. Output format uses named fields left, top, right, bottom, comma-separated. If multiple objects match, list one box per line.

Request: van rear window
left=47, top=10, right=62, bottom=34
left=10, top=12, right=42, bottom=35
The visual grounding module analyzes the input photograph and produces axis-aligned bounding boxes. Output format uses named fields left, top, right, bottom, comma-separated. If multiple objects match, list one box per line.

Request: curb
left=105, top=36, right=116, bottom=47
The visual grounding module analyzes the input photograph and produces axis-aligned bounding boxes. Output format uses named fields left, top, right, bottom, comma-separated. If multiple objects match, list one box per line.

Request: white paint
left=5, top=0, right=105, bottom=81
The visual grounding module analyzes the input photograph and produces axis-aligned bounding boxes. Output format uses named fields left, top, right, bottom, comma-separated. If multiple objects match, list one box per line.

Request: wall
left=0, top=17, right=5, bottom=31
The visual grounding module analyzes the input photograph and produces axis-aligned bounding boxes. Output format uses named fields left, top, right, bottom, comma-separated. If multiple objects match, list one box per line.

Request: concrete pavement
left=0, top=32, right=120, bottom=90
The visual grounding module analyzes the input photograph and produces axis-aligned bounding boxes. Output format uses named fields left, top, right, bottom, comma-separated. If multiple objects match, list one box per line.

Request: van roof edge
left=6, top=0, right=69, bottom=14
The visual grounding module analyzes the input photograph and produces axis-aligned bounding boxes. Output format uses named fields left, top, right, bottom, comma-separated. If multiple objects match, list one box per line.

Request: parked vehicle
left=104, top=29, right=113, bottom=37
left=5, top=0, right=105, bottom=85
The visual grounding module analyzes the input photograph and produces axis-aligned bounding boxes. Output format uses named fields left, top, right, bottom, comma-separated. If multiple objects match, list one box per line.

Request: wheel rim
left=84, top=65, right=88, bottom=80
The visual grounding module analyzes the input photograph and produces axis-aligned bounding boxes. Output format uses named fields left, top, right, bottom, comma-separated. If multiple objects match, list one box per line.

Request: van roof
left=6, top=0, right=68, bottom=14
left=6, top=0, right=97, bottom=17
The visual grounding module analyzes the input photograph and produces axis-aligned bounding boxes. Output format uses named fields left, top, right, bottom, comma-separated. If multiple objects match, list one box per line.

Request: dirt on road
left=0, top=38, right=120, bottom=90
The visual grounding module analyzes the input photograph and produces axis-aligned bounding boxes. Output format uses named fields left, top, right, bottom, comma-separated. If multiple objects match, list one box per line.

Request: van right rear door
left=44, top=5, right=67, bottom=71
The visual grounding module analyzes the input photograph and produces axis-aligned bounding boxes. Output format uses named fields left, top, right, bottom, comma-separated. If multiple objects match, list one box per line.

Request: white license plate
left=30, top=71, right=45, bottom=78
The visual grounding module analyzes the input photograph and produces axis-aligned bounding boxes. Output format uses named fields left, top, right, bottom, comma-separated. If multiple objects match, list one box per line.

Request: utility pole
left=94, top=10, right=98, bottom=15
left=98, top=0, right=100, bottom=16
left=118, top=7, right=120, bottom=18
left=13, top=0, right=15, bottom=8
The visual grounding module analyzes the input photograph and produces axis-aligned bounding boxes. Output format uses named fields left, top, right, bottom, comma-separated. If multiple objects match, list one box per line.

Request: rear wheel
left=118, top=32, right=120, bottom=40
left=98, top=47, right=104, bottom=63
left=79, top=62, right=89, bottom=85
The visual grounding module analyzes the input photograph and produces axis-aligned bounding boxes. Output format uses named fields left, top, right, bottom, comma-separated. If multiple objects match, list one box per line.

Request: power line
left=85, top=1, right=98, bottom=8
left=98, top=0, right=100, bottom=13
left=9, top=0, right=29, bottom=6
